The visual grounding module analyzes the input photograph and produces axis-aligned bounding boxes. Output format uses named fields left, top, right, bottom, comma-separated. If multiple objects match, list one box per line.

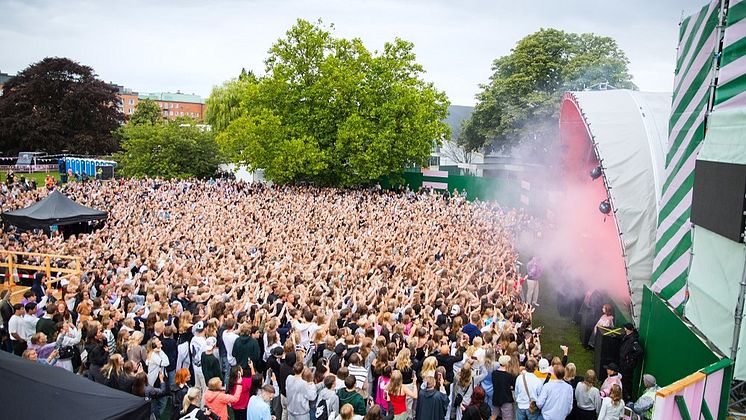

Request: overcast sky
left=0, top=0, right=706, bottom=105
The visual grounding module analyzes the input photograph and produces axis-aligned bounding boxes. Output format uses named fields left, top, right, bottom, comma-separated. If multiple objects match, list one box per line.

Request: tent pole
left=731, top=249, right=746, bottom=360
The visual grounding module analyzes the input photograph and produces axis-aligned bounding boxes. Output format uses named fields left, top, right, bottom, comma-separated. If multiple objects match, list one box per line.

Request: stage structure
left=558, top=89, right=670, bottom=321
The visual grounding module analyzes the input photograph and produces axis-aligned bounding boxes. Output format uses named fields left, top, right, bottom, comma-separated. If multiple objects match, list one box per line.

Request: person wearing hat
left=599, top=363, right=623, bottom=398
left=627, top=374, right=658, bottom=420
left=534, top=358, right=553, bottom=381
left=619, top=322, right=643, bottom=401
left=514, top=358, right=544, bottom=420
left=450, top=305, right=467, bottom=325
left=491, top=355, right=516, bottom=420
left=201, top=336, right=222, bottom=385
left=190, top=321, right=209, bottom=399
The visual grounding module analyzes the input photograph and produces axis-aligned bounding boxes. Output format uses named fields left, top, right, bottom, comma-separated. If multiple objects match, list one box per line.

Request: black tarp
left=0, top=350, right=150, bottom=419
left=1, top=190, right=107, bottom=231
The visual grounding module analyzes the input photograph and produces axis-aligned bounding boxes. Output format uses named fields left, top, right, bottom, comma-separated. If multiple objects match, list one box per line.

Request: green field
left=10, top=171, right=59, bottom=187
left=532, top=279, right=595, bottom=374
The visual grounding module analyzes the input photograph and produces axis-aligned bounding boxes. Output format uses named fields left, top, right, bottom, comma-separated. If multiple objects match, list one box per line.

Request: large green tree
left=129, top=99, right=163, bottom=126
left=459, top=29, right=635, bottom=154
left=114, top=120, right=220, bottom=179
left=210, top=19, right=450, bottom=186
left=0, top=57, right=125, bottom=155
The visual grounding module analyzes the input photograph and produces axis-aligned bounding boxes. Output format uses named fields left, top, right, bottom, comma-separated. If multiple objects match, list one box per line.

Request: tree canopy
left=0, top=57, right=125, bottom=156
left=128, top=99, right=163, bottom=126
left=114, top=119, right=219, bottom=180
left=209, top=19, right=450, bottom=186
left=459, top=29, right=635, bottom=154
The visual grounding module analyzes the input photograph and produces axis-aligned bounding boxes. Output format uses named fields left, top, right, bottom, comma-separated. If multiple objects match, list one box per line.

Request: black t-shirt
left=491, top=370, right=517, bottom=406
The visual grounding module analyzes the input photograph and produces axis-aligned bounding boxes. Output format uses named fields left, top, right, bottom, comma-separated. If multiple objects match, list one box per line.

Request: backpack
left=328, top=353, right=341, bottom=374
left=180, top=407, right=202, bottom=419
left=315, top=399, right=329, bottom=420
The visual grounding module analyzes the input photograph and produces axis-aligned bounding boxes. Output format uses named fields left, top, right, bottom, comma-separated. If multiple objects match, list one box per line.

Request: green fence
left=382, top=171, right=525, bottom=208
left=639, top=286, right=723, bottom=391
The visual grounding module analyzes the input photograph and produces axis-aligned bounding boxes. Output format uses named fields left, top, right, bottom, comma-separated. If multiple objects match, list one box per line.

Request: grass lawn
left=532, top=279, right=595, bottom=374
left=10, top=171, right=59, bottom=187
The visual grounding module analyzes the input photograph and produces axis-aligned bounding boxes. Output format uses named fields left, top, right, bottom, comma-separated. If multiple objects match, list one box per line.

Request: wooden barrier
left=0, top=250, right=81, bottom=294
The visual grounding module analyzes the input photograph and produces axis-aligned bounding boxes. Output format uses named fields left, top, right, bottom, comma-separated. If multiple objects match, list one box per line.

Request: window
left=128, top=108, right=134, bottom=114
left=163, top=110, right=168, bottom=116
left=169, top=111, right=173, bottom=116
left=128, top=99, right=134, bottom=105
left=180, top=112, right=183, bottom=116
left=169, top=103, right=174, bottom=109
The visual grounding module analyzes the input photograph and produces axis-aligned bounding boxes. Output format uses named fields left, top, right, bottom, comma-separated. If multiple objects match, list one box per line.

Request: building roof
left=0, top=71, right=13, bottom=85
left=445, top=105, right=474, bottom=141
left=139, top=91, right=205, bottom=104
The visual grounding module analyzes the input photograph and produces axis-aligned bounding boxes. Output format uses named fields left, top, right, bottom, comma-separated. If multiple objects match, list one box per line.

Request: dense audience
left=0, top=175, right=643, bottom=420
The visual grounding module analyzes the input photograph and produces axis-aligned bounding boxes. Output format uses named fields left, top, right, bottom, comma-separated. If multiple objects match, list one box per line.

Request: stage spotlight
left=590, top=166, right=603, bottom=180
left=599, top=200, right=612, bottom=215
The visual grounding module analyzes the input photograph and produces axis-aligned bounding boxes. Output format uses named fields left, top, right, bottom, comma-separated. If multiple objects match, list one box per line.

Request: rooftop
left=138, top=91, right=205, bottom=104
left=0, top=71, right=13, bottom=85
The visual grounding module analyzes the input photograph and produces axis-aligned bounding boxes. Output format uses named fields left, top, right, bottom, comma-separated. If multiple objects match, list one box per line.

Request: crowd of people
left=0, top=175, right=648, bottom=420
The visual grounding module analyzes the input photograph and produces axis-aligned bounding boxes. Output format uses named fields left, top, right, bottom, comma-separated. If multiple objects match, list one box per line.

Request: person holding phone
left=415, top=372, right=448, bottom=420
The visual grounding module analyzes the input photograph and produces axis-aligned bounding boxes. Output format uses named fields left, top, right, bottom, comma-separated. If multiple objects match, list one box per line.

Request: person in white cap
left=627, top=374, right=659, bottom=420
left=190, top=321, right=208, bottom=403
left=534, top=358, right=552, bottom=381
left=201, top=336, right=222, bottom=385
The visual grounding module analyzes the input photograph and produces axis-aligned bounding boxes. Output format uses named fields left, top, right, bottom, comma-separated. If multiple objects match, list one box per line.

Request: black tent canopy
left=0, top=350, right=149, bottom=419
left=1, top=190, right=107, bottom=231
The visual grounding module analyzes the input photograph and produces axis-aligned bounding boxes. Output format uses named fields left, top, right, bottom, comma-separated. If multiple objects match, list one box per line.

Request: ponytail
left=182, top=387, right=200, bottom=414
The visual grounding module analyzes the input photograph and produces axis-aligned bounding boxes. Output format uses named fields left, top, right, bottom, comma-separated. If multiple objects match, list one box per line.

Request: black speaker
left=691, top=159, right=746, bottom=242
left=594, top=327, right=622, bottom=382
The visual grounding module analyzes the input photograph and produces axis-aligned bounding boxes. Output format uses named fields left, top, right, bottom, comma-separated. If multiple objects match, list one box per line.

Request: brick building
left=113, top=85, right=206, bottom=121
left=139, top=92, right=206, bottom=120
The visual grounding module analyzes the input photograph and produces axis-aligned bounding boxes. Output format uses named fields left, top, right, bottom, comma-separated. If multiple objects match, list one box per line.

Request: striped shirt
left=348, top=364, right=368, bottom=390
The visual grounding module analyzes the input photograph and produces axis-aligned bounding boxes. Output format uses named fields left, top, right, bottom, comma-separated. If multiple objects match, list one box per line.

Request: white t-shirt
left=21, top=314, right=38, bottom=343
left=190, top=335, right=207, bottom=371
left=222, top=330, right=239, bottom=366
left=293, top=320, right=319, bottom=347
left=8, top=314, right=22, bottom=342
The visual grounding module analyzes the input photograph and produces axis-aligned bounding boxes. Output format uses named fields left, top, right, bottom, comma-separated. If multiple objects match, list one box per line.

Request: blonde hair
left=128, top=330, right=144, bottom=346
left=395, top=348, right=412, bottom=371
left=182, top=387, right=201, bottom=414
left=387, top=370, right=404, bottom=395
left=565, top=363, right=577, bottom=379
left=207, top=377, right=222, bottom=391
left=340, top=404, right=354, bottom=420
left=101, top=354, right=124, bottom=380
left=421, top=356, right=437, bottom=377
left=610, top=384, right=623, bottom=406
left=146, top=337, right=159, bottom=361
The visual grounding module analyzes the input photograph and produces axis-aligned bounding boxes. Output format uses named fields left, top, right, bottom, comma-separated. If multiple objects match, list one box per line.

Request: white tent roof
left=567, top=89, right=671, bottom=320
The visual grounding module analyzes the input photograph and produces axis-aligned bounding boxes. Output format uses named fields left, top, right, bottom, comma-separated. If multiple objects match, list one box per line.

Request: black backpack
left=315, top=399, right=329, bottom=420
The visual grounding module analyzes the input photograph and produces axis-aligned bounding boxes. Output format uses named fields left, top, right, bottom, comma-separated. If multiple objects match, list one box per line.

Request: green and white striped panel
left=652, top=0, right=720, bottom=309
left=715, top=0, right=746, bottom=109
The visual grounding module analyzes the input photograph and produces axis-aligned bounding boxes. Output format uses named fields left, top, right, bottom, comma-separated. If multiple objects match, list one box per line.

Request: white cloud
left=0, top=0, right=707, bottom=105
